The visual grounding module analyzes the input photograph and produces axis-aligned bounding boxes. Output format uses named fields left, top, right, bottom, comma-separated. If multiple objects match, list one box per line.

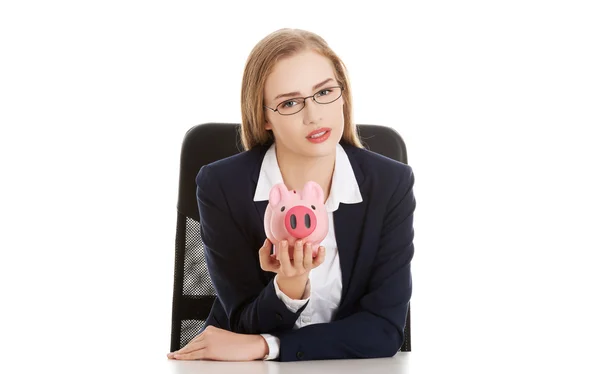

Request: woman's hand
left=259, top=238, right=325, bottom=279
left=259, top=239, right=326, bottom=299
left=167, top=326, right=268, bottom=361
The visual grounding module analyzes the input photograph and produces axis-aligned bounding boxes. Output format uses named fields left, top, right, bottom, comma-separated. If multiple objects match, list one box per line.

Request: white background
left=1, top=1, right=599, bottom=372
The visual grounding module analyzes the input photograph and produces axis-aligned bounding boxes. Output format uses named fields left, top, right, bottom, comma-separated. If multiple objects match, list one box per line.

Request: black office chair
left=170, top=122, right=411, bottom=353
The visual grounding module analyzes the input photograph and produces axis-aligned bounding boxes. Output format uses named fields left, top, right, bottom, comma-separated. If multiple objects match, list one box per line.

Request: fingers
left=293, top=240, right=304, bottom=271
left=168, top=342, right=206, bottom=360
left=174, top=343, right=202, bottom=356
left=278, top=240, right=293, bottom=276
left=172, top=348, right=207, bottom=360
left=303, top=242, right=313, bottom=270
left=276, top=240, right=326, bottom=276
left=259, top=239, right=277, bottom=272
left=174, top=336, right=205, bottom=355
left=312, top=246, right=326, bottom=269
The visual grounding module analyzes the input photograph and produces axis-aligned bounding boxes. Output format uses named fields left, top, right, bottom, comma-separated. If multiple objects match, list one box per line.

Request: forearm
left=273, top=309, right=406, bottom=361
left=226, top=276, right=308, bottom=334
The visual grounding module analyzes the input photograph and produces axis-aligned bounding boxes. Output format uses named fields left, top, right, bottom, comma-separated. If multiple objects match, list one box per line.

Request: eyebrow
left=273, top=78, right=335, bottom=101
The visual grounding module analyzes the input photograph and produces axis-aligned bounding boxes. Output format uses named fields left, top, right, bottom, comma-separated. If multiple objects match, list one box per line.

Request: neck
left=275, top=144, right=336, bottom=203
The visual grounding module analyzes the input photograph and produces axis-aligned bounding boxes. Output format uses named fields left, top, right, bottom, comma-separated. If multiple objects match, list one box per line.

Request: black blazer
left=195, top=142, right=416, bottom=361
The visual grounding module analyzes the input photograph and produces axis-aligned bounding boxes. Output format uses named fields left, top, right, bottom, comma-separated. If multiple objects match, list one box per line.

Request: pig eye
left=280, top=206, right=285, bottom=212
left=311, top=205, right=316, bottom=210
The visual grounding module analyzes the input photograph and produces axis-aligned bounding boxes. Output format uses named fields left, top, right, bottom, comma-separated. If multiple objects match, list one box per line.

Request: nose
left=302, top=98, right=320, bottom=125
left=284, top=206, right=317, bottom=239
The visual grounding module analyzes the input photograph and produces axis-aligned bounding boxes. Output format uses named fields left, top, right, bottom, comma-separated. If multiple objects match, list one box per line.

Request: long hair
left=240, top=28, right=363, bottom=151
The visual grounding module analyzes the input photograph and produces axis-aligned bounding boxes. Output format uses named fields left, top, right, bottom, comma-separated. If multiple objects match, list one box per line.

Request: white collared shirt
left=254, top=143, right=362, bottom=360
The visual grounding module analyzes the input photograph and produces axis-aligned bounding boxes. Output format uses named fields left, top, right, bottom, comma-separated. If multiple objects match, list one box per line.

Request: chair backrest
left=170, top=122, right=411, bottom=352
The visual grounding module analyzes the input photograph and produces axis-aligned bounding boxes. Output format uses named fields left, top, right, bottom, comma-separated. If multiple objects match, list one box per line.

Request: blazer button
left=296, top=351, right=304, bottom=359
left=275, top=313, right=283, bottom=321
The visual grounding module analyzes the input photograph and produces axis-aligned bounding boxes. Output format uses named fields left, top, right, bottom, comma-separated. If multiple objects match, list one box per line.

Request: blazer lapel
left=334, top=144, right=368, bottom=307
left=254, top=200, right=268, bottom=236
left=251, top=144, right=271, bottom=241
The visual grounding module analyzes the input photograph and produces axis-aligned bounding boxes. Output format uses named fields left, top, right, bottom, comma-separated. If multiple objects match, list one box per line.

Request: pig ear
left=269, top=183, right=289, bottom=206
left=302, top=181, right=325, bottom=204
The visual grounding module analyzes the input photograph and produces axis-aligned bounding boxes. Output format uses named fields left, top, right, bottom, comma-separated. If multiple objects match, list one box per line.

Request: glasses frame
left=263, top=85, right=344, bottom=116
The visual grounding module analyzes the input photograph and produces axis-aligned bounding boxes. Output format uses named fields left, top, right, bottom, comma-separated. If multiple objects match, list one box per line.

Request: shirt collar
left=253, top=143, right=363, bottom=212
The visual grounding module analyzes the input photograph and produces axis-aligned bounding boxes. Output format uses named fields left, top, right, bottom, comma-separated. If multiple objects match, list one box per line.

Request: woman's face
left=263, top=50, right=344, bottom=159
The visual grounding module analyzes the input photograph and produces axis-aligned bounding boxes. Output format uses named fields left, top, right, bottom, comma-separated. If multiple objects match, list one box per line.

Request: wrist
left=276, top=274, right=309, bottom=300
left=255, top=335, right=269, bottom=360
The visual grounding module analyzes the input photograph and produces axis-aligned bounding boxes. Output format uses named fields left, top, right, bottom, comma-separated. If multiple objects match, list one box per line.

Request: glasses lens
left=277, top=99, right=305, bottom=115
left=314, top=87, right=343, bottom=104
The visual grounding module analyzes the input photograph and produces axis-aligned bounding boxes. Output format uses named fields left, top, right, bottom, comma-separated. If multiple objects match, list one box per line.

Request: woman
left=168, top=28, right=416, bottom=362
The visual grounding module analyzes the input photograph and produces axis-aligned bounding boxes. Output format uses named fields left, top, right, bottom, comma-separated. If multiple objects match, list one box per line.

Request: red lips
left=306, top=128, right=331, bottom=139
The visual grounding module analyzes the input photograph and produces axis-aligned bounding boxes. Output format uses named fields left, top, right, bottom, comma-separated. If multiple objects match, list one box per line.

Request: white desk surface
left=162, top=353, right=410, bottom=374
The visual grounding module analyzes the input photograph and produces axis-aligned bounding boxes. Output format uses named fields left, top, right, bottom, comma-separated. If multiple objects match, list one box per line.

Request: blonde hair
left=240, top=28, right=363, bottom=151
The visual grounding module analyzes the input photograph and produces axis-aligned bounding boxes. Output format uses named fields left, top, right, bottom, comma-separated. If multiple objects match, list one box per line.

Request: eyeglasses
left=264, top=86, right=344, bottom=116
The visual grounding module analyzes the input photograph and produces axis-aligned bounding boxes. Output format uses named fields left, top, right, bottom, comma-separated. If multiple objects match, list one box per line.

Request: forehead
left=264, top=50, right=335, bottom=100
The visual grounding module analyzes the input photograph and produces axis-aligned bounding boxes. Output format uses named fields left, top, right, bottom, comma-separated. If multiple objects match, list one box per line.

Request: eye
left=311, top=205, right=316, bottom=210
left=280, top=206, right=285, bottom=212
left=281, top=100, right=298, bottom=108
left=316, top=89, right=332, bottom=97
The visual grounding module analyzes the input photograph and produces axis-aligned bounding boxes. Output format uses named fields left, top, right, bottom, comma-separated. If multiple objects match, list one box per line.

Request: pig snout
left=284, top=205, right=317, bottom=239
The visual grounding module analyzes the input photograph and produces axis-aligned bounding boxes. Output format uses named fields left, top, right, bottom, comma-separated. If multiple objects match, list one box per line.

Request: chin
left=301, top=138, right=338, bottom=158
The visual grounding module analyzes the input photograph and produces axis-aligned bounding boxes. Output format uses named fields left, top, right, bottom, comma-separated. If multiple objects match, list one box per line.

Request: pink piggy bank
left=264, top=181, right=329, bottom=259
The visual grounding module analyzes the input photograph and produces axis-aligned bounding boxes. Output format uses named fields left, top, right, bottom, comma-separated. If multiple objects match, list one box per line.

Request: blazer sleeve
left=272, top=166, right=416, bottom=361
left=196, top=164, right=308, bottom=334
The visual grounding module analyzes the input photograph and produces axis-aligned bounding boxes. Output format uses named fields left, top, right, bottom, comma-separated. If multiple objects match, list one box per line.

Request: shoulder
left=343, top=145, right=417, bottom=222
left=195, top=144, right=269, bottom=187
left=342, top=143, right=415, bottom=192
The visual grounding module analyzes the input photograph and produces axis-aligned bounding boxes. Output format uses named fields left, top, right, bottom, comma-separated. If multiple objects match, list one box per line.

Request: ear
left=269, top=183, right=289, bottom=206
left=301, top=181, right=325, bottom=204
